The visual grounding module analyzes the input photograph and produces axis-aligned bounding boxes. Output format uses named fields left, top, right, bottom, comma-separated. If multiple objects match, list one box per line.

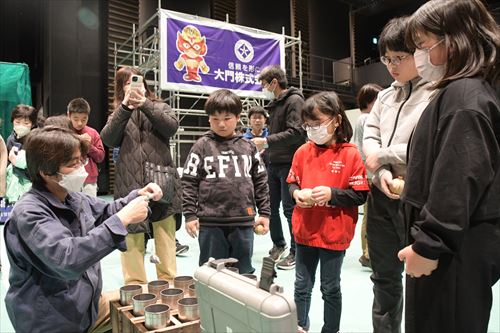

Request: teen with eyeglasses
left=362, top=16, right=435, bottom=333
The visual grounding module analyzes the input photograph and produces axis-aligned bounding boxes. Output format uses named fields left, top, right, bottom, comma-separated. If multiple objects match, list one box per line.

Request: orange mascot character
left=174, top=25, right=210, bottom=82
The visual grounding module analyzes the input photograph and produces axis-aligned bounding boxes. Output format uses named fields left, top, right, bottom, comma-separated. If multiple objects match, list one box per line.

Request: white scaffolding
left=113, top=10, right=302, bottom=166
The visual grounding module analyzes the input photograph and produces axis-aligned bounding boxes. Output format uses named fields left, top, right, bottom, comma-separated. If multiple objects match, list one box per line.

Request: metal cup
left=177, top=297, right=199, bottom=322
left=145, top=303, right=170, bottom=329
left=174, top=276, right=194, bottom=294
left=148, top=280, right=169, bottom=299
left=120, top=284, right=143, bottom=306
left=160, top=288, right=184, bottom=311
left=188, top=283, right=196, bottom=297
left=132, top=293, right=157, bottom=316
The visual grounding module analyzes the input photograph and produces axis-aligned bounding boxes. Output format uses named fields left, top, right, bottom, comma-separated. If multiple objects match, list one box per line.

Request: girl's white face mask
left=306, top=119, right=334, bottom=145
left=414, top=39, right=446, bottom=83
left=58, top=164, right=88, bottom=193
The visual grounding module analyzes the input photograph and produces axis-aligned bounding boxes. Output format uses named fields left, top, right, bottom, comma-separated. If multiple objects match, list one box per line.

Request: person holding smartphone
left=101, top=66, right=181, bottom=285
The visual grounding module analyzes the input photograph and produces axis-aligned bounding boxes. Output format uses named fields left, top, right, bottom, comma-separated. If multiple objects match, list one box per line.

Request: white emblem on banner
left=234, top=40, right=254, bottom=63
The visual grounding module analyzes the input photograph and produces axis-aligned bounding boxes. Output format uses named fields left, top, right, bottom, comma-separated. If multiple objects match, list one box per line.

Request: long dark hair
left=113, top=66, right=159, bottom=108
left=406, top=0, right=500, bottom=88
left=301, top=91, right=353, bottom=143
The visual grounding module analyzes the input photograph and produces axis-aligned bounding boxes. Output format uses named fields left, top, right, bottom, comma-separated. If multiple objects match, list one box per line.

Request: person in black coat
left=398, top=1, right=500, bottom=332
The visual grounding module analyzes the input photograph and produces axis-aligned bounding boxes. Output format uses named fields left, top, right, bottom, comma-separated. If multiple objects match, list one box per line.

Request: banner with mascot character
left=160, top=10, right=285, bottom=98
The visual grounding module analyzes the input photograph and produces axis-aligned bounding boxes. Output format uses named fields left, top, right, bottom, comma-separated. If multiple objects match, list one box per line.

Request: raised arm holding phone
left=100, top=66, right=182, bottom=285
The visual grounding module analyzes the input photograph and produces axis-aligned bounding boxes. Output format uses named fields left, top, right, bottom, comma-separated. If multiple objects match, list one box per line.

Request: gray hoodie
left=363, top=77, right=435, bottom=187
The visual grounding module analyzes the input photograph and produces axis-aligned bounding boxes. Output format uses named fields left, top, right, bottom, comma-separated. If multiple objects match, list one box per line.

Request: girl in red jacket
left=287, top=91, right=369, bottom=333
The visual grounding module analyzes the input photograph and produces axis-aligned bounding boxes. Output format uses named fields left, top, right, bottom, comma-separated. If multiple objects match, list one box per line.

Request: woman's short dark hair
left=258, top=65, right=288, bottom=89
left=25, top=126, right=88, bottom=187
left=379, top=16, right=413, bottom=55
left=10, top=104, right=38, bottom=126
left=357, top=83, right=383, bottom=110
left=205, top=89, right=242, bottom=116
left=113, top=66, right=158, bottom=109
left=247, top=106, right=268, bottom=120
left=301, top=91, right=353, bottom=143
left=406, top=0, right=500, bottom=88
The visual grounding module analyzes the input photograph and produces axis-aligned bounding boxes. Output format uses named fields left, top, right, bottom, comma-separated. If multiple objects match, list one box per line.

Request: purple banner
left=161, top=11, right=284, bottom=95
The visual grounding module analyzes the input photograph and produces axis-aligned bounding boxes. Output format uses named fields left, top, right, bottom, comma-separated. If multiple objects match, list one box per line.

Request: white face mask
left=414, top=39, right=446, bottom=82
left=14, top=125, right=31, bottom=138
left=306, top=119, right=334, bottom=145
left=262, top=81, right=276, bottom=100
left=58, top=165, right=88, bottom=193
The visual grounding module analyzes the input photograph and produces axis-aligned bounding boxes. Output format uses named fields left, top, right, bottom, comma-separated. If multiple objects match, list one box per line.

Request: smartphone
left=129, top=74, right=144, bottom=93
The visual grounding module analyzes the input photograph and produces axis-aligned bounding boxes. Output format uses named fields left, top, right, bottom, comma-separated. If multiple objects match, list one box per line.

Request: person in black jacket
left=253, top=65, right=305, bottom=270
left=398, top=1, right=500, bottom=332
left=182, top=89, right=270, bottom=274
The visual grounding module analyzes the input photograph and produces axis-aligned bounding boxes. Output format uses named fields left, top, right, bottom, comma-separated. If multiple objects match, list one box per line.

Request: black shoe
left=176, top=241, right=189, bottom=256
left=269, top=245, right=287, bottom=262
left=276, top=253, right=295, bottom=270
left=359, top=255, right=371, bottom=268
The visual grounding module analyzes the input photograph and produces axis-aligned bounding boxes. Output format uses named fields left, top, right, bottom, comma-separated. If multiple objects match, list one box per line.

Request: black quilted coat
left=100, top=99, right=181, bottom=233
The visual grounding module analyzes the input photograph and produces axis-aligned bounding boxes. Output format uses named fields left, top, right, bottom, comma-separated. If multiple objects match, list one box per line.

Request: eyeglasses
left=418, top=39, right=444, bottom=54
left=302, top=118, right=333, bottom=131
left=380, top=54, right=411, bottom=66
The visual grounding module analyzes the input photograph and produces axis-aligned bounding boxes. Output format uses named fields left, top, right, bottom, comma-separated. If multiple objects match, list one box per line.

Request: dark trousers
left=198, top=225, right=255, bottom=274
left=295, top=244, right=345, bottom=333
left=268, top=163, right=295, bottom=254
left=404, top=207, right=500, bottom=333
left=367, top=186, right=405, bottom=333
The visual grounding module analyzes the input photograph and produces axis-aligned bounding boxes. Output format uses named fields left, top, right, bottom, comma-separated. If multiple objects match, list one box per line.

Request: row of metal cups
left=119, top=276, right=198, bottom=330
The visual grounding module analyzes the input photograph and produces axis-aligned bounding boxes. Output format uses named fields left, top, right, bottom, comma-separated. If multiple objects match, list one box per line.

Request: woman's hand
left=398, top=245, right=439, bottom=278
left=129, top=89, right=147, bottom=109
left=186, top=219, right=199, bottom=238
left=138, top=183, right=163, bottom=201
left=116, top=195, right=149, bottom=226
left=122, top=90, right=137, bottom=109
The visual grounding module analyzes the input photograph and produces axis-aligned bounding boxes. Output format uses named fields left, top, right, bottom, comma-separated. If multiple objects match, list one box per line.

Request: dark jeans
left=198, top=225, right=254, bottom=274
left=295, top=244, right=345, bottom=333
left=268, top=163, right=295, bottom=254
left=367, top=186, right=405, bottom=333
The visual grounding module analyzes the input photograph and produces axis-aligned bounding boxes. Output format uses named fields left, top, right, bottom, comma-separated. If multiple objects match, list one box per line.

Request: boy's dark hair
left=258, top=65, right=288, bottom=89
left=43, top=115, right=72, bottom=129
left=247, top=106, right=268, bottom=120
left=205, top=89, right=242, bottom=116
left=10, top=104, right=38, bottom=126
left=301, top=91, right=353, bottom=143
left=379, top=16, right=413, bottom=55
left=67, top=98, right=91, bottom=115
left=25, top=126, right=88, bottom=187
left=357, top=83, right=383, bottom=110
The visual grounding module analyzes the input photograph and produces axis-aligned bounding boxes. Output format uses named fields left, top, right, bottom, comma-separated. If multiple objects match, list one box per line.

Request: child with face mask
left=5, top=104, right=39, bottom=203
left=288, top=91, right=369, bottom=333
